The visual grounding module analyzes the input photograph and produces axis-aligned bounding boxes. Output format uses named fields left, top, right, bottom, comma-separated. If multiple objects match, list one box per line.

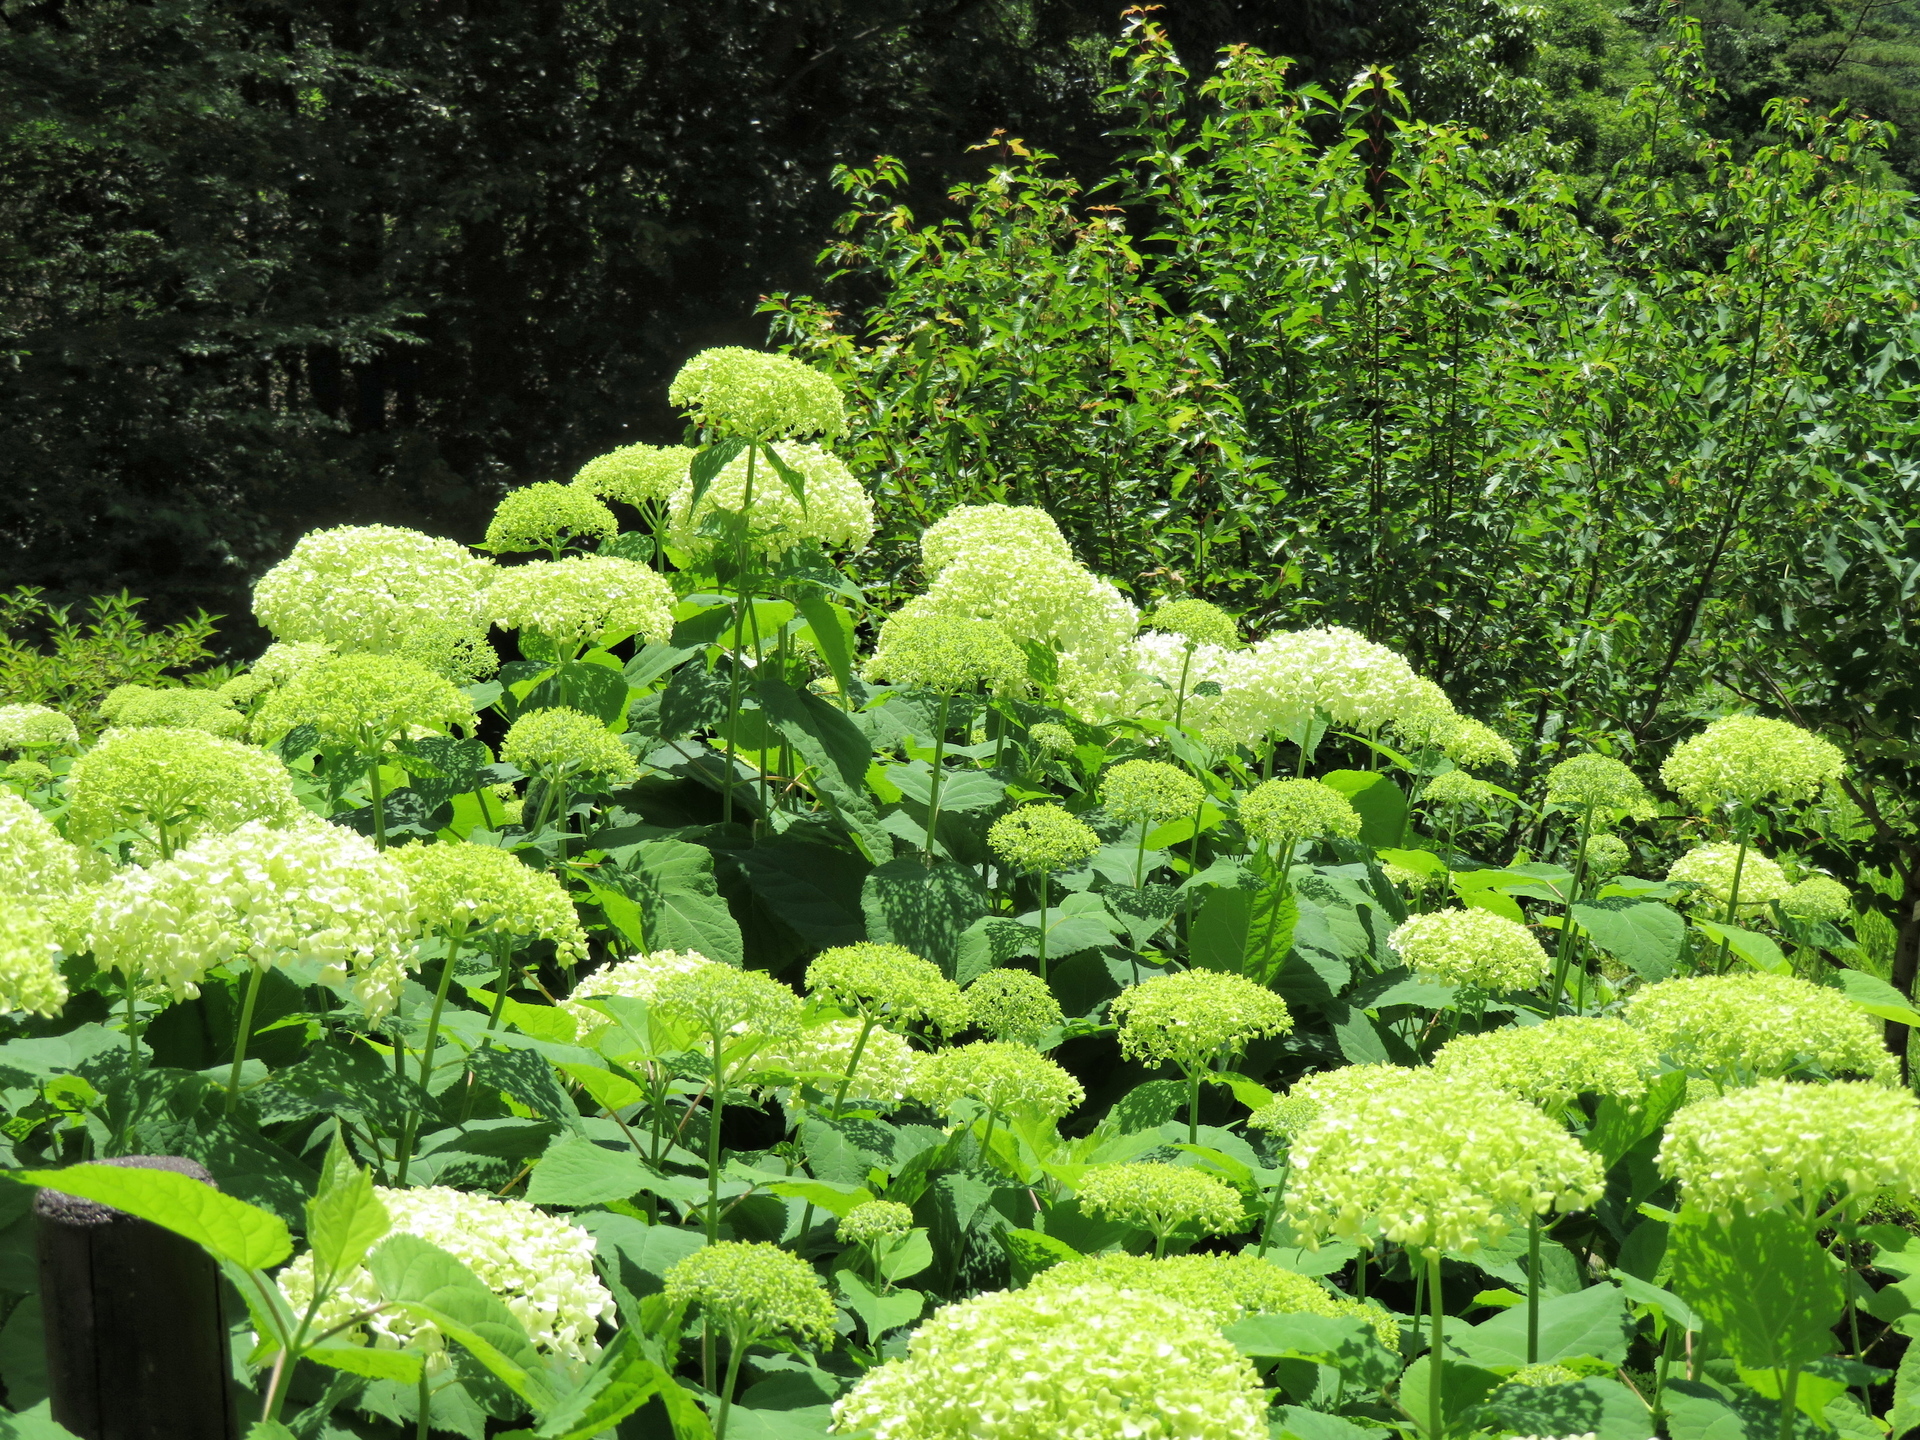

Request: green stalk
left=1526, top=1211, right=1541, bottom=1364
left=1549, top=802, right=1595, bottom=1012
left=1171, top=644, right=1195, bottom=732
left=716, top=1331, right=746, bottom=1440
left=458, top=941, right=517, bottom=1123
left=1716, top=828, right=1752, bottom=974
left=1428, top=1250, right=1447, bottom=1440
left=829, top=1013, right=878, bottom=1120
left=123, top=969, right=139, bottom=1067
left=1036, top=873, right=1051, bottom=982
left=707, top=1028, right=726, bottom=1242
left=1254, top=1163, right=1289, bottom=1256
left=224, top=964, right=268, bottom=1116
left=416, top=1366, right=431, bottom=1440
left=396, top=928, right=466, bottom=1185
left=720, top=446, right=759, bottom=828
left=922, top=692, right=953, bottom=861
left=367, top=759, right=389, bottom=851
left=1778, top=1364, right=1799, bottom=1440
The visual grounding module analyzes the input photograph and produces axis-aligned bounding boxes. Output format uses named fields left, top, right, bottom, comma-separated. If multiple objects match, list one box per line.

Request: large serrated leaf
left=11, top=1163, right=291, bottom=1271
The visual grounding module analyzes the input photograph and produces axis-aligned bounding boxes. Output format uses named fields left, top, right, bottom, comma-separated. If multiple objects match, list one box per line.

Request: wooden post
left=36, top=1156, right=237, bottom=1440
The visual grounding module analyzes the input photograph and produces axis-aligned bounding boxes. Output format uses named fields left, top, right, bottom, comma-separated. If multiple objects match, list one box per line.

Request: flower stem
left=1036, top=873, right=1050, bottom=982
left=716, top=1332, right=746, bottom=1440
left=396, top=929, right=465, bottom=1185
left=1186, top=1066, right=1202, bottom=1146
left=224, top=964, right=267, bottom=1116
left=922, top=692, right=953, bottom=861
left=1717, top=829, right=1752, bottom=973
left=366, top=759, right=388, bottom=851
left=1428, top=1250, right=1447, bottom=1440
left=829, top=1014, right=877, bottom=1121
left=707, top=1029, right=726, bottom=1242
left=1526, top=1211, right=1541, bottom=1364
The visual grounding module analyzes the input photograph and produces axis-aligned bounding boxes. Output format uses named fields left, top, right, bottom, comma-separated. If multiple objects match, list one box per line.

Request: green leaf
left=367, top=1234, right=551, bottom=1409
left=1397, top=1354, right=1503, bottom=1437
left=305, top=1136, right=390, bottom=1285
left=1225, top=1313, right=1398, bottom=1388
left=755, top=674, right=888, bottom=859
left=792, top=593, right=857, bottom=705
left=998, top=1227, right=1082, bottom=1283
left=687, top=437, right=748, bottom=512
left=1192, top=879, right=1300, bottom=983
left=1569, top=897, right=1685, bottom=981
left=525, top=1135, right=651, bottom=1208
left=10, top=1163, right=291, bottom=1271
left=1889, top=1333, right=1920, bottom=1439
left=1318, top=770, right=1407, bottom=847
left=531, top=1331, right=680, bottom=1440
left=733, top=840, right=869, bottom=946
left=1467, top=1376, right=1652, bottom=1440
left=861, top=857, right=989, bottom=977
left=1828, top=968, right=1920, bottom=1028
left=1615, top=1271, right=1702, bottom=1332
left=606, top=839, right=744, bottom=965
left=875, top=1229, right=934, bottom=1282
left=882, top=762, right=1006, bottom=814
left=246, top=1423, right=300, bottom=1440
left=303, top=1344, right=424, bottom=1384
left=1692, top=920, right=1789, bottom=975
left=1448, top=1282, right=1631, bottom=1365
left=836, top=1270, right=923, bottom=1344
left=1669, top=1207, right=1844, bottom=1372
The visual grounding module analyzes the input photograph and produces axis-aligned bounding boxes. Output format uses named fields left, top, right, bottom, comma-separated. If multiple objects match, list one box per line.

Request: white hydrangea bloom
left=0, top=903, right=66, bottom=1018
left=0, top=703, right=78, bottom=751
left=756, top=1016, right=922, bottom=1105
left=0, top=790, right=80, bottom=903
left=919, top=503, right=1074, bottom=576
left=562, top=948, right=713, bottom=1034
left=667, top=441, right=874, bottom=556
left=486, top=554, right=676, bottom=651
left=1058, top=630, right=1237, bottom=728
left=1204, top=626, right=1440, bottom=749
left=252, top=524, right=495, bottom=654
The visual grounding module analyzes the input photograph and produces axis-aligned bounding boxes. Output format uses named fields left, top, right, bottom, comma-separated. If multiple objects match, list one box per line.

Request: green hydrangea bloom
left=392, top=616, right=500, bottom=685
left=1502, top=1365, right=1584, bottom=1388
left=1624, top=972, right=1895, bottom=1086
left=255, top=652, right=475, bottom=755
left=667, top=441, right=873, bottom=557
left=1075, top=1162, right=1245, bottom=1241
left=393, top=841, right=586, bottom=962
left=652, top=961, right=801, bottom=1040
left=484, top=482, right=619, bottom=555
left=1661, top=715, right=1846, bottom=812
left=1146, top=599, right=1239, bottom=650
left=66, top=728, right=305, bottom=860
left=864, top=613, right=1027, bottom=694
left=805, top=942, right=967, bottom=1030
left=756, top=1017, right=922, bottom=1104
left=1431, top=1017, right=1659, bottom=1109
left=1284, top=1069, right=1604, bottom=1257
left=1665, top=844, right=1791, bottom=914
left=0, top=791, right=80, bottom=903
left=831, top=1283, right=1267, bottom=1440
left=664, top=1240, right=837, bottom=1345
left=1029, top=1252, right=1398, bottom=1346
left=1110, top=969, right=1293, bottom=1071
left=1583, top=832, right=1630, bottom=879
left=1544, top=753, right=1654, bottom=816
left=986, top=804, right=1100, bottom=875
left=1446, top=719, right=1517, bottom=769
left=1658, top=1079, right=1920, bottom=1220
left=252, top=525, right=495, bottom=654
left=838, top=1200, right=915, bottom=1248
left=1027, top=722, right=1076, bottom=756
left=1202, top=626, right=1436, bottom=750
left=570, top=441, right=693, bottom=506
left=1782, top=875, right=1852, bottom=923
left=254, top=640, right=335, bottom=685
left=487, top=554, right=675, bottom=653
left=919, top=502, right=1073, bottom=577
left=99, top=684, right=245, bottom=737
left=963, top=969, right=1063, bottom=1046
left=0, top=902, right=67, bottom=1018
left=500, top=707, right=638, bottom=787
left=1423, top=770, right=1505, bottom=809
left=915, top=1040, right=1085, bottom=1121
left=1240, top=778, right=1362, bottom=846
left=1388, top=909, right=1548, bottom=992
left=0, top=704, right=77, bottom=751
left=215, top=674, right=271, bottom=709
left=668, top=348, right=844, bottom=440
left=1248, top=1064, right=1423, bottom=1140
left=1099, top=759, right=1205, bottom=826
left=562, top=949, right=712, bottom=1034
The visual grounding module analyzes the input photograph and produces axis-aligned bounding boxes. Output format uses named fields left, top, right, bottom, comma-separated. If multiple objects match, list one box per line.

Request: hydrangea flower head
left=1389, top=909, right=1548, bottom=992
left=1028, top=722, right=1076, bottom=756
left=253, top=640, right=335, bottom=686
left=1110, top=969, right=1293, bottom=1070
left=915, top=1040, right=1084, bottom=1121
left=1075, top=1162, right=1245, bottom=1239
left=1247, top=1064, right=1422, bottom=1139
left=963, top=968, right=1063, bottom=1045
left=756, top=1017, right=922, bottom=1105
left=664, top=1240, right=837, bottom=1344
left=1658, top=1079, right=1920, bottom=1220
left=805, top=942, right=967, bottom=1030
left=1147, top=599, right=1239, bottom=650
left=1431, top=1017, right=1659, bottom=1109
left=487, top=553, right=675, bottom=655
left=1100, top=759, right=1205, bottom=826
left=483, top=483, right=618, bottom=555
left=667, top=348, right=845, bottom=440
left=0, top=704, right=77, bottom=751
left=1666, top=844, right=1791, bottom=914
left=831, top=1282, right=1267, bottom=1440
left=1661, top=715, right=1845, bottom=811
left=865, top=613, right=1027, bottom=695
left=1202, top=626, right=1435, bottom=748
left=254, top=652, right=475, bottom=753
left=99, top=684, right=245, bottom=738
left=652, top=961, right=801, bottom=1040
left=919, top=503, right=1072, bottom=577
left=1062, top=630, right=1240, bottom=730
left=570, top=441, right=693, bottom=506
left=667, top=441, right=874, bottom=557
left=393, top=841, right=585, bottom=962
left=838, top=1200, right=915, bottom=1248
left=986, top=804, right=1100, bottom=875
left=276, top=1185, right=612, bottom=1372
left=1241, top=778, right=1362, bottom=846
left=1782, top=875, right=1852, bottom=922
left=1284, top=1070, right=1604, bottom=1256
left=0, top=790, right=80, bottom=902
left=252, top=525, right=494, bottom=654
left=1583, top=833, right=1630, bottom=878
left=1446, top=719, right=1518, bottom=769
left=83, top=820, right=418, bottom=1016
left=1544, top=753, right=1653, bottom=816
left=501, top=707, right=638, bottom=787
left=0, top=902, right=67, bottom=1018
left=562, top=948, right=713, bottom=1033
left=1423, top=770, right=1505, bottom=808
left=66, top=728, right=305, bottom=859
left=1624, top=972, right=1895, bottom=1085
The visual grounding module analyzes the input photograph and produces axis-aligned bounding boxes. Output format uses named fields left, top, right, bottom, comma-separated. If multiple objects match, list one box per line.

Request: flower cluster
left=1431, top=1017, right=1659, bottom=1109
left=1247, top=1064, right=1420, bottom=1140
left=1388, top=908, right=1548, bottom=992
left=668, top=348, right=844, bottom=440
left=0, top=902, right=67, bottom=1018
left=1099, top=759, right=1204, bottom=826
left=1241, top=778, right=1362, bottom=846
left=986, top=804, right=1100, bottom=875
left=1060, top=630, right=1240, bottom=730
left=82, top=821, right=419, bottom=1017
left=1284, top=1070, right=1604, bottom=1256
left=253, top=641, right=335, bottom=686
left=99, top=684, right=245, bottom=737
left=1446, top=719, right=1518, bottom=769
left=252, top=525, right=494, bottom=655
left=1111, top=969, right=1293, bottom=1071
left=393, top=841, right=586, bottom=962
left=1028, top=723, right=1075, bottom=756
left=664, top=1240, right=837, bottom=1344
left=757, top=1017, right=922, bottom=1104
left=831, top=1283, right=1267, bottom=1440
left=1658, top=1079, right=1920, bottom=1219
left=667, top=441, right=874, bottom=556
left=1423, top=770, right=1505, bottom=809
left=865, top=613, right=1028, bottom=696
left=1583, top=833, right=1630, bottom=878
left=562, top=949, right=713, bottom=1032
left=1203, top=626, right=1440, bottom=749
left=1624, top=972, right=1896, bottom=1085
left=805, top=943, right=967, bottom=1030
left=1781, top=875, right=1852, bottom=922
left=0, top=704, right=77, bottom=751
left=501, top=707, right=638, bottom=787
left=254, top=652, right=475, bottom=755
left=1665, top=844, right=1790, bottom=913
left=0, top=791, right=80, bottom=902
left=65, top=728, right=305, bottom=859
left=918, top=503, right=1072, bottom=577
left=483, top=483, right=618, bottom=555
left=652, top=961, right=801, bottom=1040
left=1074, top=1162, right=1245, bottom=1239
left=1147, top=599, right=1239, bottom=649
left=1543, top=752, right=1654, bottom=815
left=569, top=441, right=693, bottom=506
left=276, top=1186, right=612, bottom=1369
left=963, top=969, right=1063, bottom=1046
left=486, top=555, right=676, bottom=652
left=838, top=1200, right=915, bottom=1247
left=1661, top=714, right=1845, bottom=811
left=915, top=1040, right=1085, bottom=1121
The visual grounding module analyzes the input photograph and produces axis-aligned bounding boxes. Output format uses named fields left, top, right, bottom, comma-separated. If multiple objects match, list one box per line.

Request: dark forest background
left=4, top=0, right=1919, bottom=636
